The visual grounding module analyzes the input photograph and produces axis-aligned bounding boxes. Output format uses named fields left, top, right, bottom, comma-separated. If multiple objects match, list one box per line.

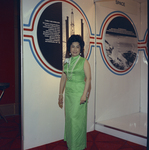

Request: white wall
left=22, top=0, right=95, bottom=149
left=21, top=0, right=148, bottom=149
left=95, top=0, right=143, bottom=122
left=140, top=1, right=148, bottom=113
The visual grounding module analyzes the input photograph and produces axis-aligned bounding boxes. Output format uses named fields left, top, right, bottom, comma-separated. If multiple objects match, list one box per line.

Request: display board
left=21, top=0, right=148, bottom=149
left=22, top=0, right=95, bottom=149
left=95, top=0, right=147, bottom=122
left=140, top=1, right=148, bottom=113
left=94, top=0, right=147, bottom=146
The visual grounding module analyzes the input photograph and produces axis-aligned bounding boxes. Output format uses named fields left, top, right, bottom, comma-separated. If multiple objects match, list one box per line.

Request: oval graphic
left=105, top=16, right=138, bottom=71
left=24, top=0, right=92, bottom=77
left=37, top=2, right=62, bottom=70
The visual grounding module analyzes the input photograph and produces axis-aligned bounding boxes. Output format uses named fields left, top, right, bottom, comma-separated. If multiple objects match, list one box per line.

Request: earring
left=80, top=52, right=81, bottom=55
left=69, top=52, right=71, bottom=55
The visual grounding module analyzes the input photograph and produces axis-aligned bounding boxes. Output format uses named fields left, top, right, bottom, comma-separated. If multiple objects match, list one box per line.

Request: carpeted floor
left=0, top=115, right=21, bottom=150
left=29, top=131, right=147, bottom=150
left=0, top=115, right=147, bottom=150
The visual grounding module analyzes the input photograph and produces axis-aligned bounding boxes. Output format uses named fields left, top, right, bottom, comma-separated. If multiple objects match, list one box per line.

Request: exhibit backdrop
left=22, top=0, right=95, bottom=149
left=140, top=1, right=148, bottom=113
left=95, top=0, right=148, bottom=122
left=21, top=0, right=148, bottom=149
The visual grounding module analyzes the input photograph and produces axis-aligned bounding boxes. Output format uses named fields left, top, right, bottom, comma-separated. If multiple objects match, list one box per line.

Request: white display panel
left=140, top=1, right=148, bottom=113
left=94, top=0, right=147, bottom=146
left=95, top=0, right=141, bottom=121
left=21, top=0, right=148, bottom=149
left=22, top=0, right=95, bottom=149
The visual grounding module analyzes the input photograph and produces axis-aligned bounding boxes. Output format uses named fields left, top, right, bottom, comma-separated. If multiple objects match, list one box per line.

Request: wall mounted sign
left=96, top=11, right=148, bottom=75
left=105, top=16, right=137, bottom=71
left=23, top=0, right=94, bottom=78
left=96, top=11, right=138, bottom=75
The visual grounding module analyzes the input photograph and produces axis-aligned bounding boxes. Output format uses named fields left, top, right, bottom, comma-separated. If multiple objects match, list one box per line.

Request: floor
left=0, top=115, right=147, bottom=150
left=28, top=131, right=147, bottom=150
left=97, top=112, right=147, bottom=137
left=0, top=115, right=21, bottom=150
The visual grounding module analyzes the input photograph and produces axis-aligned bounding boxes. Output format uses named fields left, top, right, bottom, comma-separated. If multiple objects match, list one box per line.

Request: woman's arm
left=58, top=72, right=67, bottom=108
left=80, top=60, right=91, bottom=104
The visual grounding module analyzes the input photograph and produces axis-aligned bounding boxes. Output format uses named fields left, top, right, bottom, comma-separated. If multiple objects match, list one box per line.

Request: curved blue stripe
left=87, top=45, right=94, bottom=60
left=24, top=39, right=62, bottom=78
left=138, top=29, right=148, bottom=42
left=23, top=0, right=45, bottom=27
left=138, top=49, right=148, bottom=61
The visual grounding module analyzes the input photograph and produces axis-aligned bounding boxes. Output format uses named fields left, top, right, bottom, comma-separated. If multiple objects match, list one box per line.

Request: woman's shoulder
left=80, top=56, right=86, bottom=61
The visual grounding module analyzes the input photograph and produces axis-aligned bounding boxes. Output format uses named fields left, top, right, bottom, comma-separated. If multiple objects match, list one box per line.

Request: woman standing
left=58, top=35, right=91, bottom=150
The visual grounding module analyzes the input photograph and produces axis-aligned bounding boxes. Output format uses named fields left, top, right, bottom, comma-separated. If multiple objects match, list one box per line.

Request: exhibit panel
left=21, top=0, right=148, bottom=149
left=140, top=1, right=148, bottom=113
left=94, top=0, right=147, bottom=146
left=95, top=0, right=141, bottom=121
left=21, top=0, right=95, bottom=149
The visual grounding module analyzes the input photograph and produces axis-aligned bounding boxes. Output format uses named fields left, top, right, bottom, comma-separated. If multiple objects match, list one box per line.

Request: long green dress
left=63, top=55, right=87, bottom=150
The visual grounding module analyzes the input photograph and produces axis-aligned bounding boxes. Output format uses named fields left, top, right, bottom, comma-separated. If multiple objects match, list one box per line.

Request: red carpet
left=0, top=115, right=146, bottom=150
left=0, top=115, right=21, bottom=150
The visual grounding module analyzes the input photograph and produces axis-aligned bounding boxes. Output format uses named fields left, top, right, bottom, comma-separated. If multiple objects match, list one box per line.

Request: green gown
left=64, top=55, right=87, bottom=150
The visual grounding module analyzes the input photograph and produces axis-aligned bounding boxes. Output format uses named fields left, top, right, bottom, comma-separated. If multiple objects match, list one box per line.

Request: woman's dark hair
left=66, top=34, right=85, bottom=58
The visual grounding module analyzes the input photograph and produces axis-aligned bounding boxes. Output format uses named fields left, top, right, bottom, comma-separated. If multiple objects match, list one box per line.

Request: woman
left=58, top=35, right=91, bottom=150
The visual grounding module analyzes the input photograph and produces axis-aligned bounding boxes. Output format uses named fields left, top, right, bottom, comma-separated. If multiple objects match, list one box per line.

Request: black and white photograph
left=62, top=2, right=90, bottom=62
left=105, top=16, right=138, bottom=70
left=36, top=2, right=90, bottom=71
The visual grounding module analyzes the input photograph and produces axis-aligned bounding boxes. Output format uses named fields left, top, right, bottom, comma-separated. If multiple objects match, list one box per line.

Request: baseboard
left=95, top=123, right=147, bottom=146
left=0, top=103, right=20, bottom=116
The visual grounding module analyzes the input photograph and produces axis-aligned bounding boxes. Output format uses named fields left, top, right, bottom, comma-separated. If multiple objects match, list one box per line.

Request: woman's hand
left=80, top=95, right=86, bottom=105
left=80, top=60, right=91, bottom=105
left=58, top=72, right=66, bottom=109
left=58, top=95, right=63, bottom=108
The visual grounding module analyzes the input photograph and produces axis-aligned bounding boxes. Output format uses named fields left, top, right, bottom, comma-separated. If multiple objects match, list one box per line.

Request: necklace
left=67, top=56, right=80, bottom=80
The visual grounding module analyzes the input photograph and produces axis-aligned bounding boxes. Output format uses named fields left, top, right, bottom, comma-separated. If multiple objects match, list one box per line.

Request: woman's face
left=70, top=42, right=81, bottom=57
